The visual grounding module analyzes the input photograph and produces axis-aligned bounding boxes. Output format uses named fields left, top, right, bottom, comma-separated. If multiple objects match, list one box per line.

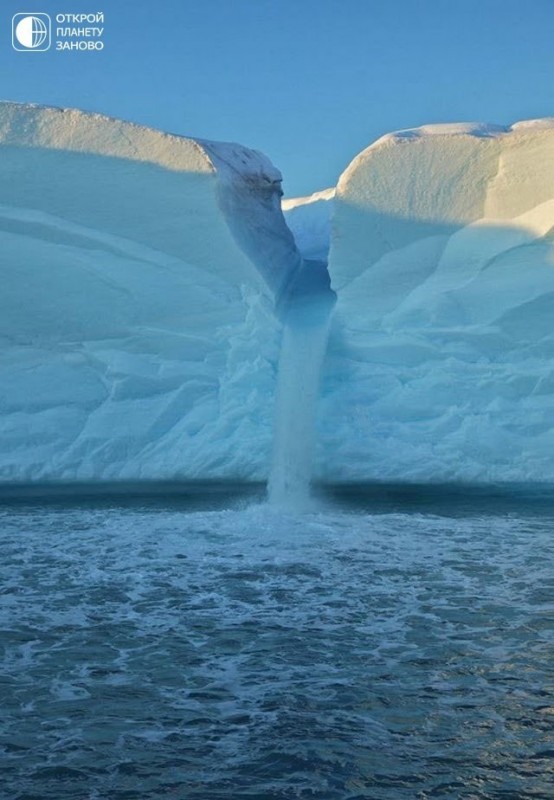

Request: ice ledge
left=282, top=187, right=336, bottom=211
left=0, top=100, right=281, bottom=181
left=0, top=101, right=301, bottom=301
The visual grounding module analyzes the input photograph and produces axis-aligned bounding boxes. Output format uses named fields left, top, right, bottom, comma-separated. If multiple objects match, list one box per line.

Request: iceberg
left=0, top=102, right=301, bottom=482
left=3, top=103, right=554, bottom=488
left=321, top=120, right=554, bottom=483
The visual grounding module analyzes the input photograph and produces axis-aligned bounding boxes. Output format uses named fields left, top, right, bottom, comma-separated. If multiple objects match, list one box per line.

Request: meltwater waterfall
left=268, top=260, right=336, bottom=507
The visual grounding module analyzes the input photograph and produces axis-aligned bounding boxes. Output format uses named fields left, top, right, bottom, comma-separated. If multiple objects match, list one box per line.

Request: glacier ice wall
left=0, top=102, right=301, bottom=482
left=321, top=120, right=554, bottom=483
left=4, top=104, right=554, bottom=487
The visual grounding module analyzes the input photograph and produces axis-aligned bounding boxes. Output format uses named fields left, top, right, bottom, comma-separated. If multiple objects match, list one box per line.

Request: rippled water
left=1, top=493, right=554, bottom=799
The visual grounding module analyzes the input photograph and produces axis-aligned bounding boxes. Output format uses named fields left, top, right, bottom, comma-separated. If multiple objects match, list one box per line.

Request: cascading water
left=268, top=259, right=336, bottom=507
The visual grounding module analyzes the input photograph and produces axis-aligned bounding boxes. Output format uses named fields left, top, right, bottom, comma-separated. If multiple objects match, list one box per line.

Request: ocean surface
left=1, top=486, right=553, bottom=799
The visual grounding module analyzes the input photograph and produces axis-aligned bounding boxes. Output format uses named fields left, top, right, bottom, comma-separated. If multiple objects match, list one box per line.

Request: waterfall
left=267, top=259, right=335, bottom=508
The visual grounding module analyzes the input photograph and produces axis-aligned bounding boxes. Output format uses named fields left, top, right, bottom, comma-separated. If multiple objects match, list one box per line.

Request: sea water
left=1, top=489, right=553, bottom=799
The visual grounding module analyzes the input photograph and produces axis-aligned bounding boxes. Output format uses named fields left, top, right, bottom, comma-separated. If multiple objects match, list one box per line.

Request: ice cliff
left=320, top=120, right=554, bottom=483
left=0, top=102, right=301, bottom=481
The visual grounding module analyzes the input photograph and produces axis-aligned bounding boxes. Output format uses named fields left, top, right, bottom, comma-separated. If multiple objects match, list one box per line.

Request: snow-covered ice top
left=332, top=118, right=554, bottom=290
left=282, top=187, right=336, bottom=210
left=0, top=101, right=301, bottom=301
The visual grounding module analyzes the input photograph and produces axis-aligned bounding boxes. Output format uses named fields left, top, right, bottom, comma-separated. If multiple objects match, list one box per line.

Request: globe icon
left=15, top=15, right=49, bottom=49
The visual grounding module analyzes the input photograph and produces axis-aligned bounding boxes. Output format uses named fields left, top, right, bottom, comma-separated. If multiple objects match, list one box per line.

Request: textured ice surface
left=0, top=102, right=302, bottom=482
left=4, top=106, right=554, bottom=485
left=282, top=187, right=334, bottom=261
left=321, top=120, right=554, bottom=483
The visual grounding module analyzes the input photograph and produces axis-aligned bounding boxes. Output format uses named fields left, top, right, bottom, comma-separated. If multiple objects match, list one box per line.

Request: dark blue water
left=1, top=492, right=553, bottom=799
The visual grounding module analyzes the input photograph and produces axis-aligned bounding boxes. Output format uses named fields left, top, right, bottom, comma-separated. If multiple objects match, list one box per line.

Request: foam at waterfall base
left=3, top=498, right=554, bottom=797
